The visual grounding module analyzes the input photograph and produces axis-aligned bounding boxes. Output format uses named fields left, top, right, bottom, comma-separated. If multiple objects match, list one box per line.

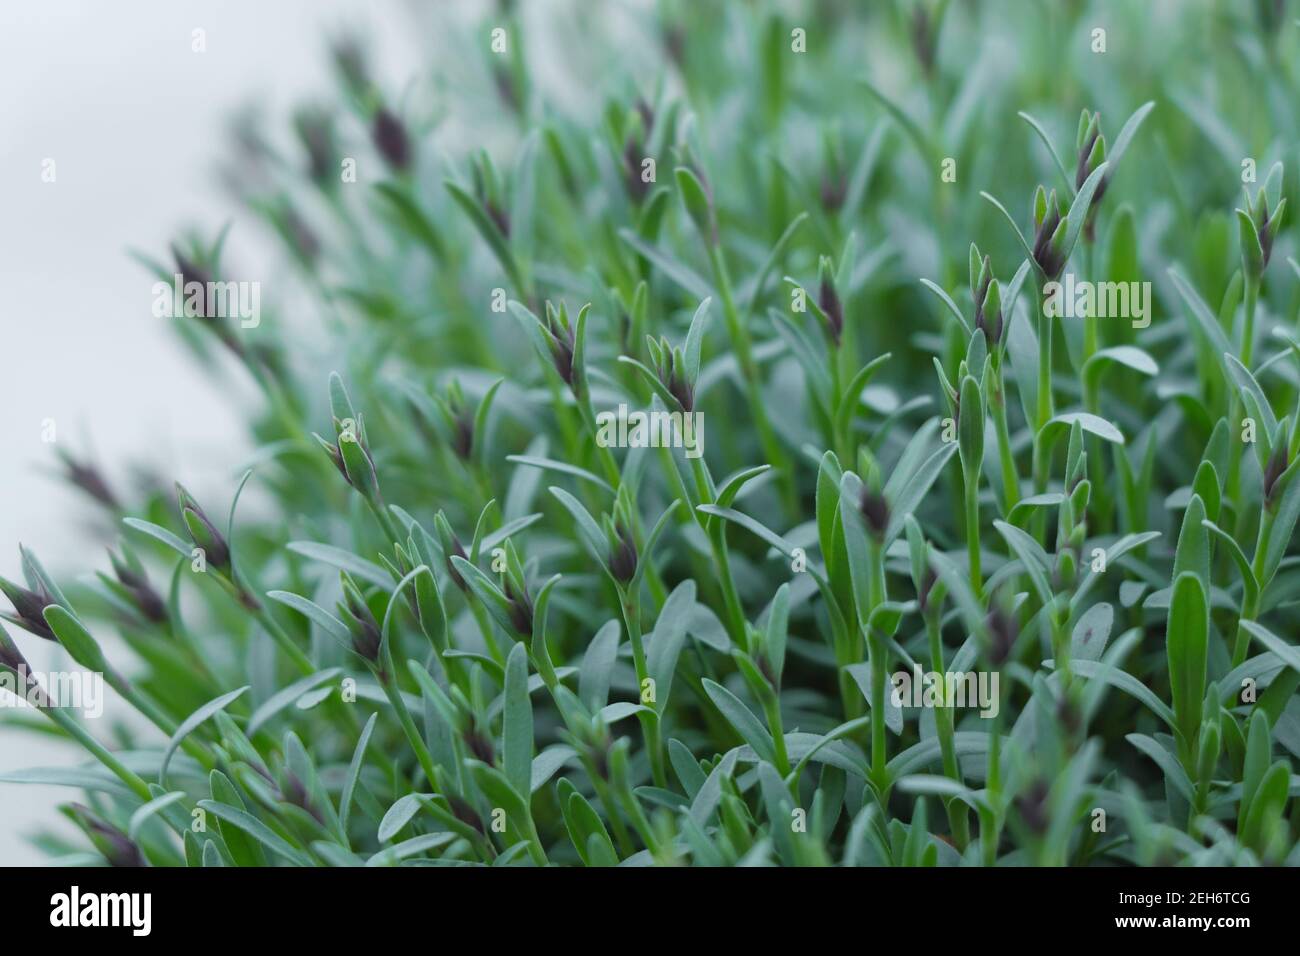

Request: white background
left=0, top=0, right=424, bottom=865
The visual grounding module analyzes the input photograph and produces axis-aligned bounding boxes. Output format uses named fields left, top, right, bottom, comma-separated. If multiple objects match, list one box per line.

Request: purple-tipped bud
left=1030, top=190, right=1067, bottom=280
left=819, top=276, right=844, bottom=346
left=609, top=523, right=638, bottom=583
left=858, top=488, right=889, bottom=538
left=543, top=309, right=577, bottom=388
left=910, top=6, right=935, bottom=76
left=1263, top=443, right=1289, bottom=506
left=1013, top=780, right=1050, bottom=836
left=171, top=246, right=213, bottom=319
left=449, top=794, right=486, bottom=833
left=463, top=726, right=496, bottom=764
left=372, top=108, right=411, bottom=172
left=340, top=585, right=383, bottom=664
left=176, top=484, right=232, bottom=571
left=56, top=450, right=119, bottom=511
left=0, top=576, right=56, bottom=641
left=67, top=804, right=146, bottom=868
left=986, top=605, right=1018, bottom=666
left=504, top=577, right=534, bottom=636
left=917, top=567, right=938, bottom=614
left=109, top=553, right=168, bottom=626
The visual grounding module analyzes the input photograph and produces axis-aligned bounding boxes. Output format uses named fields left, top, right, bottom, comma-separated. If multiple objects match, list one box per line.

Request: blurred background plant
left=3, top=0, right=1300, bottom=866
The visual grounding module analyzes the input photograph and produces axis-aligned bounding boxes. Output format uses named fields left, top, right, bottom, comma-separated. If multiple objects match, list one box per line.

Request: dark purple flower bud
left=0, top=575, right=56, bottom=641
left=986, top=605, right=1018, bottom=666
left=1013, top=779, right=1050, bottom=836
left=56, top=449, right=119, bottom=511
left=609, top=523, right=638, bottom=583
left=858, top=488, right=889, bottom=538
left=910, top=6, right=935, bottom=76
left=819, top=173, right=847, bottom=213
left=819, top=276, right=844, bottom=346
left=279, top=771, right=326, bottom=825
left=67, top=804, right=146, bottom=868
left=448, top=794, right=485, bottom=833
left=171, top=246, right=213, bottom=319
left=917, top=567, right=938, bottom=614
left=340, top=585, right=383, bottom=664
left=372, top=108, right=411, bottom=172
left=463, top=727, right=496, bottom=764
left=0, top=627, right=34, bottom=675
left=543, top=309, right=577, bottom=388
left=1257, top=204, right=1276, bottom=269
left=109, top=552, right=168, bottom=626
left=504, top=577, right=534, bottom=636
left=451, top=412, right=474, bottom=461
left=1264, top=443, right=1289, bottom=506
left=1031, top=203, right=1065, bottom=280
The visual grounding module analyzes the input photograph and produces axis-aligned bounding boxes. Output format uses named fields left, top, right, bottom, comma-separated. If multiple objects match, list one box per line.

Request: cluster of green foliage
left=4, top=0, right=1300, bottom=866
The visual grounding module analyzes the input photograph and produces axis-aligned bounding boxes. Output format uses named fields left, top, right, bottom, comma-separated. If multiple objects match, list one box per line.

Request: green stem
left=706, top=244, right=796, bottom=517
left=991, top=363, right=1020, bottom=512
left=689, top=455, right=747, bottom=650
left=45, top=706, right=152, bottom=801
left=964, top=470, right=983, bottom=599
left=378, top=669, right=440, bottom=791
left=619, top=590, right=666, bottom=788
left=927, top=612, right=968, bottom=849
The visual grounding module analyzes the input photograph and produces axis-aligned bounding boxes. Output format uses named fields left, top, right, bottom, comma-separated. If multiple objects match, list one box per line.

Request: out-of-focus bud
left=65, top=804, right=146, bottom=867
left=1238, top=161, right=1287, bottom=279
left=54, top=448, right=120, bottom=511
left=1013, top=779, right=1050, bottom=836
left=293, top=106, right=337, bottom=188
left=108, top=549, right=168, bottom=626
left=330, top=35, right=370, bottom=100
left=910, top=4, right=937, bottom=76
left=818, top=256, right=844, bottom=347
left=471, top=151, right=511, bottom=237
left=985, top=602, right=1018, bottom=666
left=372, top=107, right=412, bottom=172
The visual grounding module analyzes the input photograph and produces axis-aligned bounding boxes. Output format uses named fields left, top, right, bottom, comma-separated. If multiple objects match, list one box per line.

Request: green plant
left=4, top=0, right=1300, bottom=867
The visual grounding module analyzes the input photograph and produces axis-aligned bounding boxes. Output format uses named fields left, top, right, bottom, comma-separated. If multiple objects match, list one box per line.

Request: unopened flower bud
left=372, top=107, right=411, bottom=172
left=176, top=484, right=231, bottom=571
left=0, top=575, right=57, bottom=641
